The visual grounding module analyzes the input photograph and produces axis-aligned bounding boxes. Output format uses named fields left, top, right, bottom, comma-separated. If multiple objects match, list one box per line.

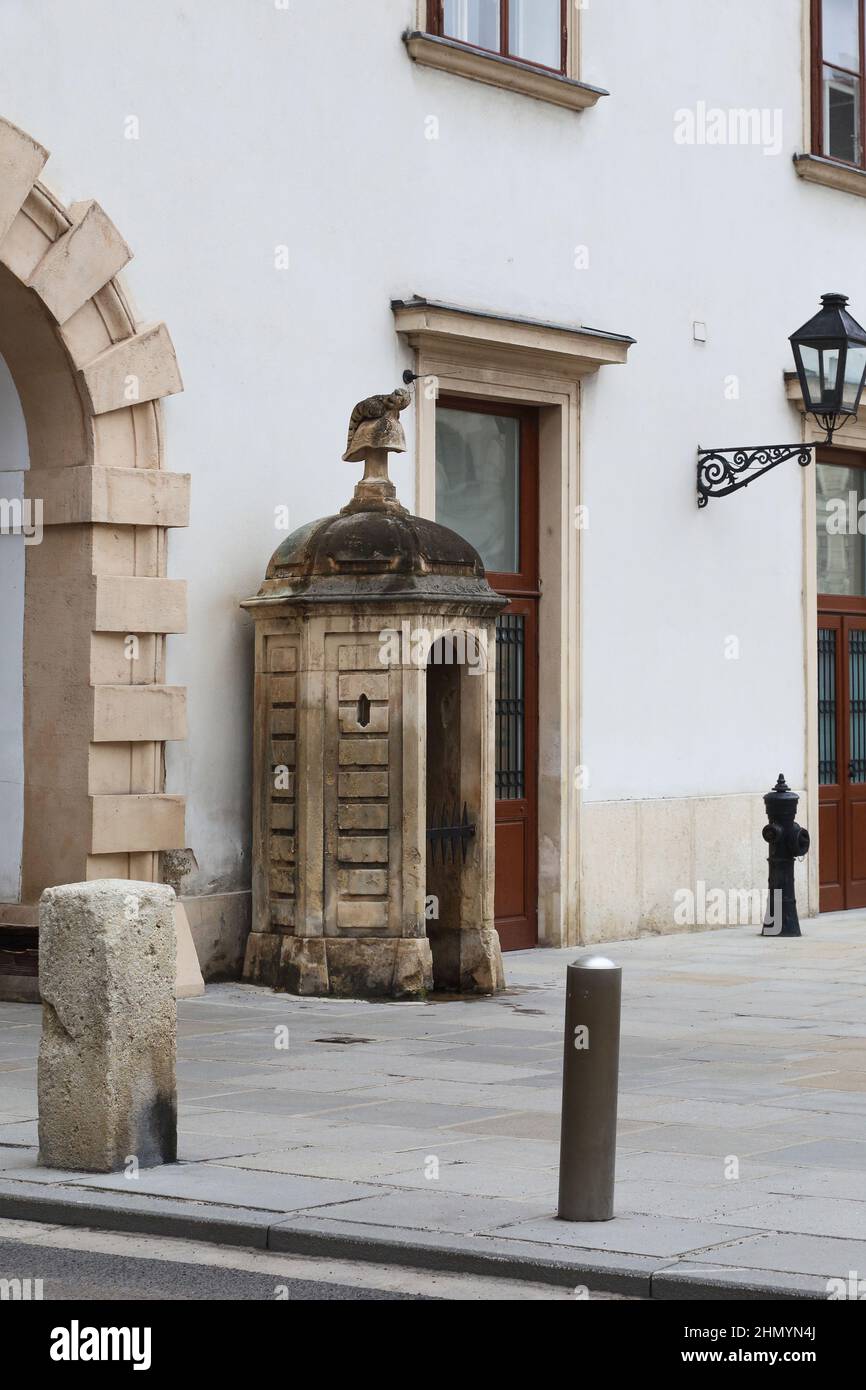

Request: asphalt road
left=0, top=1236, right=427, bottom=1299
left=0, top=1219, right=595, bottom=1301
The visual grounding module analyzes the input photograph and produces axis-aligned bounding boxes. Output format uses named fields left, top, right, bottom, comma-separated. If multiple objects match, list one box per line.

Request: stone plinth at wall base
left=424, top=922, right=506, bottom=994
left=243, top=932, right=435, bottom=1000
left=37, top=880, right=177, bottom=1173
left=181, top=890, right=250, bottom=981
left=0, top=974, right=40, bottom=1003
left=174, top=903, right=205, bottom=998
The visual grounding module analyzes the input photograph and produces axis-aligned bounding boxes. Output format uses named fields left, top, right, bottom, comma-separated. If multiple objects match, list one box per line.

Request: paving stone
left=451, top=1111, right=562, bottom=1141
left=269, top=1099, right=513, bottom=1129
left=615, top=1150, right=789, bottom=1185
left=182, top=1089, right=385, bottom=1118
left=685, top=1230, right=866, bottom=1279
left=754, top=1167, right=866, bottom=1201
left=611, top=1178, right=782, bottom=1220
left=176, top=1134, right=279, bottom=1162
left=71, top=1161, right=382, bottom=1213
left=218, top=1150, right=424, bottom=1181
left=730, top=1195, right=866, bottom=1240
left=292, top=1188, right=550, bottom=1234
left=755, top=1138, right=866, bottom=1170
left=490, top=1213, right=755, bottom=1258
left=615, top=1124, right=822, bottom=1157
left=178, top=1110, right=315, bottom=1142
left=0, top=1121, right=38, bottom=1145
left=382, top=1163, right=558, bottom=1201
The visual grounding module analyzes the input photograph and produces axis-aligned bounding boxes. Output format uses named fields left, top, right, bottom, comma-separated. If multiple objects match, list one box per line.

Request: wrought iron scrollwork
left=697, top=444, right=814, bottom=507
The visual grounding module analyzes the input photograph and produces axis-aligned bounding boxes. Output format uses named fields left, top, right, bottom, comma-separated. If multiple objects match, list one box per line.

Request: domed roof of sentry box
left=245, top=385, right=506, bottom=611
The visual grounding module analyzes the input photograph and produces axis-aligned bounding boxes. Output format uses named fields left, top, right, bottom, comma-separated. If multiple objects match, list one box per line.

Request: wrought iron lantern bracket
left=697, top=443, right=815, bottom=508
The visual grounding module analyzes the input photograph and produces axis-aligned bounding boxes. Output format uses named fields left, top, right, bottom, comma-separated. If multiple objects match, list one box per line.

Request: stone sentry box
left=242, top=388, right=505, bottom=999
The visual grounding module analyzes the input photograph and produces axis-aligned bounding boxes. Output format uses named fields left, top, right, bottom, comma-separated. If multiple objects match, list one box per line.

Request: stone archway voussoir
left=27, top=199, right=132, bottom=326
left=0, top=117, right=48, bottom=245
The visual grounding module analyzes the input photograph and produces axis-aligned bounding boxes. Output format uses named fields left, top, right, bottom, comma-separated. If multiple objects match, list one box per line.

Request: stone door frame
left=393, top=298, right=634, bottom=947
left=0, top=115, right=188, bottom=921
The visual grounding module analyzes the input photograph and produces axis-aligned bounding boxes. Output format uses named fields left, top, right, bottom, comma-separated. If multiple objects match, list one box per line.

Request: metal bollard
left=557, top=954, right=621, bottom=1222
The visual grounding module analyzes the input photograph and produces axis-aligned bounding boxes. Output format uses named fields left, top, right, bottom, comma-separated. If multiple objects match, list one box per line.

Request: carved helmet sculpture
left=342, top=387, right=411, bottom=463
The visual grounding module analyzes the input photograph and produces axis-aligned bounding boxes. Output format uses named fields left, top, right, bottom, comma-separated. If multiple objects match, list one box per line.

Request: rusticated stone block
left=38, top=880, right=177, bottom=1172
left=243, top=930, right=280, bottom=986
left=323, top=939, right=432, bottom=1000
left=279, top=937, right=329, bottom=996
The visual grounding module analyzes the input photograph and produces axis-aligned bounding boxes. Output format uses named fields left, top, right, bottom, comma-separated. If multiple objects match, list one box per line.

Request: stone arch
left=0, top=115, right=188, bottom=922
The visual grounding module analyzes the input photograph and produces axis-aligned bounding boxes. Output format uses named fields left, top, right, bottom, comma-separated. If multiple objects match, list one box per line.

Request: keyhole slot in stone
left=356, top=693, right=371, bottom=728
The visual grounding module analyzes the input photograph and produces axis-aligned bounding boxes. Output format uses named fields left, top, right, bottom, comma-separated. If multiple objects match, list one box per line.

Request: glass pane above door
left=436, top=407, right=520, bottom=574
left=817, top=461, right=866, bottom=596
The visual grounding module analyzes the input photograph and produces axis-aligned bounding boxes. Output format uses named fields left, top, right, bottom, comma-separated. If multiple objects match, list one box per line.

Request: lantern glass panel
left=842, top=345, right=866, bottom=408
left=823, top=347, right=843, bottom=404
left=798, top=344, right=846, bottom=410
left=797, top=345, right=822, bottom=408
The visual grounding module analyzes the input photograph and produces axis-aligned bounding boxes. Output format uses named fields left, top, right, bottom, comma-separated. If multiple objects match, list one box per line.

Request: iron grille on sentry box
left=496, top=612, right=525, bottom=800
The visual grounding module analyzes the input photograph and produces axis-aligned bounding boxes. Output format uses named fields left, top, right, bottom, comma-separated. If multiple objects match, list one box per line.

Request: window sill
left=403, top=31, right=607, bottom=113
left=793, top=152, right=866, bottom=198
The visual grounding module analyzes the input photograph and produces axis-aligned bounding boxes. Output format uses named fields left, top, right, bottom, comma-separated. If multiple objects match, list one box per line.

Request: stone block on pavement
left=38, top=880, right=177, bottom=1172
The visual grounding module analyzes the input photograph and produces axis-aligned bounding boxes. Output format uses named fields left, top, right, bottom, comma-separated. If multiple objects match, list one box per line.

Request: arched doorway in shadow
left=425, top=629, right=492, bottom=990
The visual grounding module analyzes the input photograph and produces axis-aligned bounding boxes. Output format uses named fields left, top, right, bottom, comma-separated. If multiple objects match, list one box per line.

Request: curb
left=0, top=1181, right=828, bottom=1300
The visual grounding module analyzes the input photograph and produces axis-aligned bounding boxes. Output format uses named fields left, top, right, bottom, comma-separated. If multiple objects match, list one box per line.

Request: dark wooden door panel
left=495, top=819, right=526, bottom=920
left=848, top=800, right=866, bottom=904
left=819, top=799, right=844, bottom=911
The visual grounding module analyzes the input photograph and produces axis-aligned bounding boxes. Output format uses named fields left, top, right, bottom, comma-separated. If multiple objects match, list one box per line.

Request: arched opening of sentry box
left=425, top=631, right=489, bottom=991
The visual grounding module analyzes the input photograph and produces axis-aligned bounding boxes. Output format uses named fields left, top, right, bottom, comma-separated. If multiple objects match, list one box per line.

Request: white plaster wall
left=0, top=0, right=841, bottom=891
left=0, top=354, right=28, bottom=901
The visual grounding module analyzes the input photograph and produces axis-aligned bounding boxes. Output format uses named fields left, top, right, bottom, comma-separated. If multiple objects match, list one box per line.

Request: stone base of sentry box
left=243, top=932, right=434, bottom=1000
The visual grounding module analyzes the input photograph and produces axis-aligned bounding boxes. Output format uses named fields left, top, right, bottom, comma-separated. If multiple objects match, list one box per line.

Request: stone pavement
left=1, top=916, right=865, bottom=1298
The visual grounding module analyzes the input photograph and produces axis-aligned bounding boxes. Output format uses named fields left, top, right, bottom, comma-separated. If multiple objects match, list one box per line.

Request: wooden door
left=818, top=614, right=844, bottom=911
left=435, top=397, right=539, bottom=950
left=816, top=448, right=866, bottom=910
left=844, top=615, right=866, bottom=907
left=818, top=613, right=866, bottom=910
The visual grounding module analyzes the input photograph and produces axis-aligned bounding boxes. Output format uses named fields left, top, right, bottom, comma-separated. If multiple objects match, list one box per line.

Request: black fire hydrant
left=761, top=773, right=810, bottom=938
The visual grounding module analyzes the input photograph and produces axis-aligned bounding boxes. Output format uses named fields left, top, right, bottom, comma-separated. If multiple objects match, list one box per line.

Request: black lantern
left=790, top=292, right=866, bottom=444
